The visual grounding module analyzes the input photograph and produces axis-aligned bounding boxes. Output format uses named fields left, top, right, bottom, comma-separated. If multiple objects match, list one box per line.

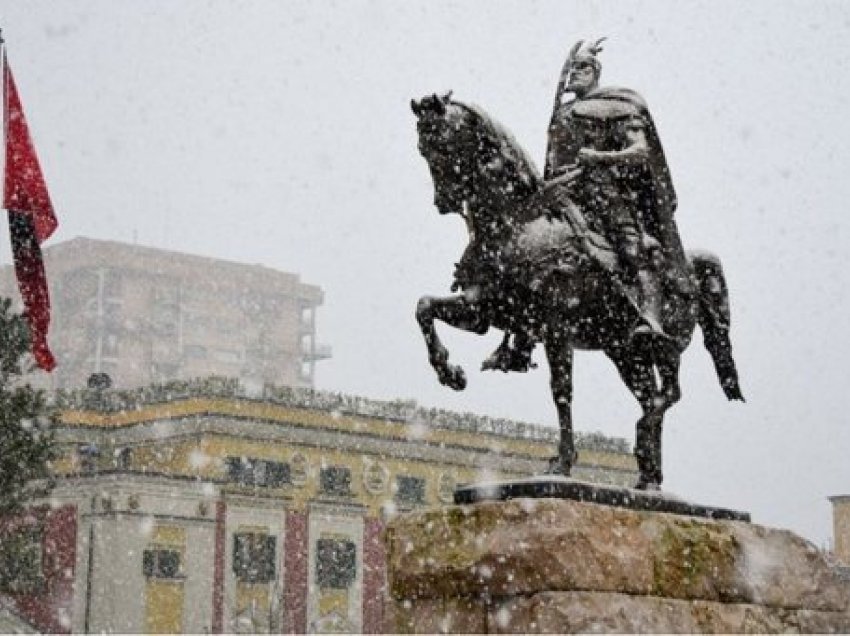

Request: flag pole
left=1, top=28, right=6, bottom=209
left=0, top=34, right=58, bottom=372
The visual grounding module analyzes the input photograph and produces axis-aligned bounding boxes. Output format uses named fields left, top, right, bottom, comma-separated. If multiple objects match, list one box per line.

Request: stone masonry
left=385, top=498, right=850, bottom=633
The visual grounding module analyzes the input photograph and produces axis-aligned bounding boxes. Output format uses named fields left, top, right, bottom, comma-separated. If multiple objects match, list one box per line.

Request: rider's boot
left=611, top=232, right=672, bottom=345
left=630, top=269, right=673, bottom=344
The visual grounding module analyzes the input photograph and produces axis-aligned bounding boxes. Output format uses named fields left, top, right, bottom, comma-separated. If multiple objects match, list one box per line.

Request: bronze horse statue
left=412, top=93, right=743, bottom=489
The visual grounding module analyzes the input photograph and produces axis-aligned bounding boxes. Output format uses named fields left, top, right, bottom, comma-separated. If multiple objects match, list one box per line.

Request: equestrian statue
left=412, top=39, right=744, bottom=490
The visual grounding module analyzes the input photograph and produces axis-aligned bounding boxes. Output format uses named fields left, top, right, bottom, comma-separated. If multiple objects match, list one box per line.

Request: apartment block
left=0, top=238, right=330, bottom=390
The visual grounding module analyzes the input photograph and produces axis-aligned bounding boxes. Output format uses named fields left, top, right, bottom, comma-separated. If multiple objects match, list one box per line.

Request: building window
left=225, top=457, right=290, bottom=487
left=152, top=309, right=179, bottom=337
left=154, top=285, right=180, bottom=306
left=316, top=538, right=356, bottom=590
left=103, top=300, right=122, bottom=324
left=0, top=527, right=44, bottom=594
left=300, top=307, right=314, bottom=327
left=395, top=475, right=426, bottom=505
left=212, top=348, right=241, bottom=364
left=103, top=269, right=123, bottom=297
left=226, top=457, right=248, bottom=483
left=183, top=344, right=207, bottom=359
left=319, top=466, right=351, bottom=496
left=266, top=461, right=290, bottom=487
left=299, top=360, right=312, bottom=382
left=233, top=533, right=276, bottom=583
left=115, top=447, right=132, bottom=470
left=103, top=332, right=120, bottom=357
left=142, top=548, right=182, bottom=579
left=152, top=362, right=179, bottom=380
left=100, top=361, right=118, bottom=378
left=78, top=444, right=101, bottom=473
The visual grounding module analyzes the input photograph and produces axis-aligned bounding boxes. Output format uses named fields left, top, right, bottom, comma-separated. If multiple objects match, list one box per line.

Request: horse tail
left=688, top=251, right=745, bottom=401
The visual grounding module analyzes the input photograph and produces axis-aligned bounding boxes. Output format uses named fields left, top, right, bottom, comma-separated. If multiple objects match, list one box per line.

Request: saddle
left=509, top=180, right=618, bottom=282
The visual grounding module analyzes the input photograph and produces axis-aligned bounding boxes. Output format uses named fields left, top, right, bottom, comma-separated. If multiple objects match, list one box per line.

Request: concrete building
left=0, top=380, right=637, bottom=633
left=0, top=237, right=330, bottom=391
left=830, top=495, right=850, bottom=567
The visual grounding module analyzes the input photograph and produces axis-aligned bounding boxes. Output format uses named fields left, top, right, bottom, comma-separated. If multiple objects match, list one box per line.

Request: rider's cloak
left=546, top=86, right=686, bottom=266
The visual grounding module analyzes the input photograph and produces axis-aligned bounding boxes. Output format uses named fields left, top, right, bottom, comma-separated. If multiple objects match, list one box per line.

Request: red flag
left=3, top=54, right=57, bottom=371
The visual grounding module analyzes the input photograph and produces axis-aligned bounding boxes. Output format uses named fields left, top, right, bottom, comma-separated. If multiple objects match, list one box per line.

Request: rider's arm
left=577, top=117, right=650, bottom=168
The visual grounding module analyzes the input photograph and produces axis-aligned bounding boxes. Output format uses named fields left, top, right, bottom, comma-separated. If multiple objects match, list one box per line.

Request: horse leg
left=607, top=349, right=664, bottom=489
left=544, top=335, right=576, bottom=476
left=415, top=293, right=489, bottom=391
left=655, top=345, right=683, bottom=414
left=637, top=347, right=685, bottom=490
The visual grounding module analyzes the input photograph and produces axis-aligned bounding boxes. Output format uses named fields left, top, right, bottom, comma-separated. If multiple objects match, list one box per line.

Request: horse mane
left=454, top=100, right=544, bottom=195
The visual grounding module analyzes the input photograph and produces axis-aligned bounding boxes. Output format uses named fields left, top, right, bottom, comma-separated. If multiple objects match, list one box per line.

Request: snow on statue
left=412, top=38, right=744, bottom=490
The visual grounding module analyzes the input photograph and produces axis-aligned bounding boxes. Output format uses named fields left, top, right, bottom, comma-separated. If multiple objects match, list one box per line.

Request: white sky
left=3, top=0, right=850, bottom=547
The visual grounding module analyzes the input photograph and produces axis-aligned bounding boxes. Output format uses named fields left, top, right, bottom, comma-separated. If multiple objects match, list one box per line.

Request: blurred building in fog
left=830, top=495, right=850, bottom=575
left=0, top=237, right=330, bottom=391
left=0, top=381, right=636, bottom=634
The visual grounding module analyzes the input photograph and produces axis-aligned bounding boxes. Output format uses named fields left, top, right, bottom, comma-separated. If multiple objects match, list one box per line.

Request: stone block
left=386, top=498, right=848, bottom=612
left=385, top=596, right=487, bottom=634
left=487, top=591, right=850, bottom=634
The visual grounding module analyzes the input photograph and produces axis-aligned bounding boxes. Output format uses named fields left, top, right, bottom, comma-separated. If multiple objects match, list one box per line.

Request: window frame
left=319, top=465, right=352, bottom=497
left=232, top=532, right=277, bottom=583
left=395, top=474, right=426, bottom=506
left=225, top=456, right=291, bottom=488
left=142, top=547, right=184, bottom=580
left=315, top=537, right=357, bottom=590
left=0, top=526, right=45, bottom=594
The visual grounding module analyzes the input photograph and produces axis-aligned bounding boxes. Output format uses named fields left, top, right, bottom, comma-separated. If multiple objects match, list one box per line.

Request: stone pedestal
left=385, top=498, right=850, bottom=633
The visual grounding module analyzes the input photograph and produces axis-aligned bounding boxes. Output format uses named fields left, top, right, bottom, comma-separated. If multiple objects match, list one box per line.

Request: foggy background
left=3, top=0, right=850, bottom=547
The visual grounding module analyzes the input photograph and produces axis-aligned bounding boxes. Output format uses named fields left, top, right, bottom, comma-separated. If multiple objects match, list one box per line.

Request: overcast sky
left=3, top=0, right=850, bottom=548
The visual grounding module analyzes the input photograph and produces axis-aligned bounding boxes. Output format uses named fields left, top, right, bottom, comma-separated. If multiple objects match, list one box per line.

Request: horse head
left=411, top=92, right=476, bottom=217
left=412, top=93, right=543, bottom=225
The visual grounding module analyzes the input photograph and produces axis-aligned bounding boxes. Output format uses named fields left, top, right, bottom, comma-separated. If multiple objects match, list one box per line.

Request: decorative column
left=211, top=500, right=226, bottom=633
left=283, top=511, right=309, bottom=633
left=362, top=517, right=386, bottom=633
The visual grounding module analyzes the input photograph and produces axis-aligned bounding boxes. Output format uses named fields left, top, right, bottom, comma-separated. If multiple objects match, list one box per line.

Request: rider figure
left=483, top=38, right=689, bottom=373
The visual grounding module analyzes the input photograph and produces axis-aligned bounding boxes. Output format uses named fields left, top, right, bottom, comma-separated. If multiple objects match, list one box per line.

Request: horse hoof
left=438, top=365, right=467, bottom=391
left=480, top=354, right=502, bottom=372
left=546, top=456, right=571, bottom=476
left=634, top=479, right=661, bottom=492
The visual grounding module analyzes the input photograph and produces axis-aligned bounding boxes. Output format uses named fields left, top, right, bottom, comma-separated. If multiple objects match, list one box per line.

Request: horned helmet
left=567, top=37, right=607, bottom=78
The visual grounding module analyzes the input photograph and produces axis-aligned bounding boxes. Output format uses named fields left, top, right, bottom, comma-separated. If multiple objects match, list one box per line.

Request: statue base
left=454, top=476, right=750, bottom=521
left=385, top=497, right=850, bottom=633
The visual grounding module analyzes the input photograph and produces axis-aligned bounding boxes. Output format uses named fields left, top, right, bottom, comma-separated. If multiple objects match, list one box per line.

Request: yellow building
left=0, top=378, right=636, bottom=633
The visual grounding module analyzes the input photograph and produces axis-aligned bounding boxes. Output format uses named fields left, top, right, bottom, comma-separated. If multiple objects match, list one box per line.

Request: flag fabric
left=3, top=54, right=57, bottom=371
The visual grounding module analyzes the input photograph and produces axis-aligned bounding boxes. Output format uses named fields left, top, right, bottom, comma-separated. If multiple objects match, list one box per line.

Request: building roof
left=53, top=377, right=631, bottom=454
left=38, top=236, right=323, bottom=303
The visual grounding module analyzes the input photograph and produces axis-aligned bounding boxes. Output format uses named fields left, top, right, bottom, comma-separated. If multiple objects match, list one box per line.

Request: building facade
left=0, top=380, right=637, bottom=633
left=830, top=495, right=850, bottom=566
left=0, top=238, right=330, bottom=391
